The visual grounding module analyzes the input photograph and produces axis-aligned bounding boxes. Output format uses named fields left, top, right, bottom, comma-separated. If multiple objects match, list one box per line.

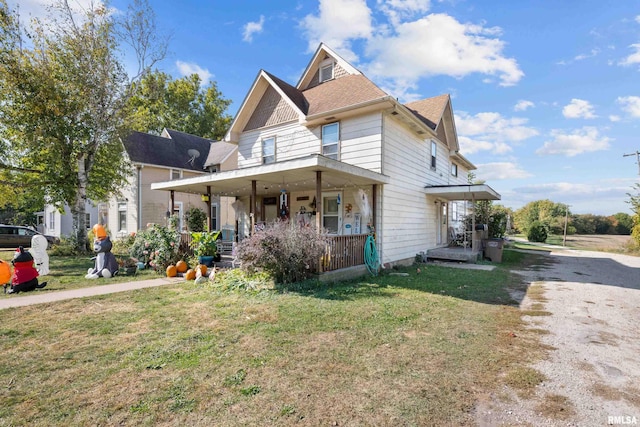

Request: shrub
left=186, top=207, right=207, bottom=232
left=49, top=236, right=80, bottom=256
left=527, top=221, right=548, bottom=243
left=236, top=220, right=329, bottom=285
left=130, top=224, right=181, bottom=271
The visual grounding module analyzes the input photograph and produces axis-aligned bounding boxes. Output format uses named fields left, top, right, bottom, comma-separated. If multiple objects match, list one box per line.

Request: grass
left=0, top=250, right=549, bottom=425
left=0, top=251, right=161, bottom=296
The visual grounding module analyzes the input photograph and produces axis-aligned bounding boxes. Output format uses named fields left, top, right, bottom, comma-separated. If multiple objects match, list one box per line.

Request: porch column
left=170, top=190, right=175, bottom=222
left=315, top=171, right=322, bottom=231
left=250, top=180, right=257, bottom=236
left=372, top=184, right=377, bottom=235
left=471, top=193, right=476, bottom=253
left=206, top=185, right=212, bottom=232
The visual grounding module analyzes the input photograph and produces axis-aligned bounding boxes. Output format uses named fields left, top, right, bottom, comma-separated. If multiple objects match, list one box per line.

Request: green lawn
left=0, top=251, right=161, bottom=296
left=0, top=249, right=548, bottom=425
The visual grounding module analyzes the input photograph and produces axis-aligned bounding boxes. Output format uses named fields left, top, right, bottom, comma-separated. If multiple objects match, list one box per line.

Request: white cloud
left=609, top=115, right=621, bottom=122
left=514, top=100, right=534, bottom=111
left=475, top=162, right=532, bottom=180
left=617, top=95, right=640, bottom=117
left=619, top=43, right=640, bottom=66
left=243, top=15, right=265, bottom=43
left=636, top=15, right=640, bottom=24
left=562, top=98, right=597, bottom=119
left=573, top=48, right=600, bottom=61
left=536, top=127, right=611, bottom=157
left=455, top=111, right=539, bottom=154
left=377, top=0, right=431, bottom=27
left=175, top=61, right=213, bottom=84
left=300, top=0, right=373, bottom=62
left=366, top=13, right=523, bottom=97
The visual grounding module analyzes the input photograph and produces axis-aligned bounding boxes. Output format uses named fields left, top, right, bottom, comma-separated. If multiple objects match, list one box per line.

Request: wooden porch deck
left=426, top=246, right=482, bottom=263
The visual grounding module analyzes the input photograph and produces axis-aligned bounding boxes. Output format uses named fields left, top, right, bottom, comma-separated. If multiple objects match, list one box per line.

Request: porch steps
left=426, top=247, right=482, bottom=263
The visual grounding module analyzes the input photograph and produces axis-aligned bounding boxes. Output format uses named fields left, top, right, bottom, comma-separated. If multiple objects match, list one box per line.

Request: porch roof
left=423, top=184, right=501, bottom=201
left=150, top=154, right=390, bottom=197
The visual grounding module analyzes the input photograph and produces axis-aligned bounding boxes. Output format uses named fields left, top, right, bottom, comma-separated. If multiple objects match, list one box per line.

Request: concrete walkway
left=0, top=277, right=185, bottom=310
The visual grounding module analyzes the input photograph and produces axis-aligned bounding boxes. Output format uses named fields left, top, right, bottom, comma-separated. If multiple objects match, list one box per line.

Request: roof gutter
left=301, top=96, right=397, bottom=126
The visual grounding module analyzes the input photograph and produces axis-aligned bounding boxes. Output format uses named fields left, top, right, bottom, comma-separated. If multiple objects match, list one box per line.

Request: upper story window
left=262, top=136, right=275, bottom=164
left=430, top=141, right=437, bottom=170
left=117, top=201, right=127, bottom=232
left=322, top=123, right=340, bottom=160
left=170, top=169, right=182, bottom=180
left=451, top=163, right=458, bottom=177
left=319, top=59, right=335, bottom=83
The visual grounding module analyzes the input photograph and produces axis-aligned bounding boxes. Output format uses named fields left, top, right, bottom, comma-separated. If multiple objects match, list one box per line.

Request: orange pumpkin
left=176, top=260, right=188, bottom=273
left=185, top=269, right=196, bottom=280
left=196, top=264, right=207, bottom=276
left=166, top=265, right=177, bottom=277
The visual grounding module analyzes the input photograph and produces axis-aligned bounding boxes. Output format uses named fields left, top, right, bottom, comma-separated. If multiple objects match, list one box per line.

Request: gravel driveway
left=477, top=247, right=640, bottom=426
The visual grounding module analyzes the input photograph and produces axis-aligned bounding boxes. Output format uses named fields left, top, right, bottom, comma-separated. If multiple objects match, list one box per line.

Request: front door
left=436, top=201, right=448, bottom=245
left=322, top=191, right=342, bottom=234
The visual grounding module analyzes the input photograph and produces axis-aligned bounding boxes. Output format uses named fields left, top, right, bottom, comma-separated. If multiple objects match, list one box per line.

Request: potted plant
left=189, top=231, right=221, bottom=266
left=116, top=256, right=139, bottom=275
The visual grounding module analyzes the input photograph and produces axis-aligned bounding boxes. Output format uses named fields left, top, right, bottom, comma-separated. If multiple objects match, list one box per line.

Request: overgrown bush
left=236, top=220, right=329, bottom=285
left=130, top=224, right=181, bottom=271
left=214, top=268, right=274, bottom=291
left=527, top=221, right=548, bottom=243
left=186, top=207, right=207, bottom=232
left=48, top=236, right=80, bottom=256
left=112, top=233, right=136, bottom=256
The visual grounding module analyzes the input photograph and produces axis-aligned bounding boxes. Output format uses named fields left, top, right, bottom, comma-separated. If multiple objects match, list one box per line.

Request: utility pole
left=563, top=207, right=567, bottom=246
left=623, top=151, right=640, bottom=175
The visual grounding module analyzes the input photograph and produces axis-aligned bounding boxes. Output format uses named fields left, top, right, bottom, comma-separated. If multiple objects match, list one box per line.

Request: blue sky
left=15, top=0, right=640, bottom=215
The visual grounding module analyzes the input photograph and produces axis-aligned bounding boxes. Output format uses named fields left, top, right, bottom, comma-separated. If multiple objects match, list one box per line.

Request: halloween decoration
left=5, top=246, right=47, bottom=294
left=85, top=224, right=119, bottom=279
left=31, top=234, right=50, bottom=275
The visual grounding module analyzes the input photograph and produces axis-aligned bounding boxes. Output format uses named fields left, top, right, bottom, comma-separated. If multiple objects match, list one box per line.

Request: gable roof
left=264, top=71, right=308, bottom=114
left=303, top=74, right=388, bottom=116
left=203, top=140, right=237, bottom=167
left=296, top=43, right=361, bottom=90
left=404, top=94, right=450, bottom=131
left=123, top=129, right=213, bottom=171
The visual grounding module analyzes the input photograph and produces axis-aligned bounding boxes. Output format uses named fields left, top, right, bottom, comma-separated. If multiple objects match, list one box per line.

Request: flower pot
left=198, top=255, right=215, bottom=267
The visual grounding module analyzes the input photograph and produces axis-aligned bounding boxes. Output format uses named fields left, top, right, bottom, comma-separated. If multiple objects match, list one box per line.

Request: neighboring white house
left=151, top=43, right=500, bottom=268
left=43, top=128, right=238, bottom=239
left=39, top=203, right=98, bottom=238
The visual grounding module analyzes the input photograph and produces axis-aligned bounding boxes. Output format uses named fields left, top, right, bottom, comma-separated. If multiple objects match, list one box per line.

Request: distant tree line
left=512, top=199, right=633, bottom=241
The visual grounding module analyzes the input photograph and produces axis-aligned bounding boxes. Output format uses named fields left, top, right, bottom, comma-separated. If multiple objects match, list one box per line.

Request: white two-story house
left=152, top=43, right=500, bottom=270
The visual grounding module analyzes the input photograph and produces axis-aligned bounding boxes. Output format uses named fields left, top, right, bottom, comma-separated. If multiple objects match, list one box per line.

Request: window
left=451, top=163, right=458, bottom=177
left=170, top=169, right=182, bottom=180
left=319, top=61, right=334, bottom=83
left=322, top=123, right=339, bottom=160
left=431, top=141, right=437, bottom=169
left=85, top=213, right=91, bottom=229
left=118, top=201, right=127, bottom=232
left=98, top=203, right=109, bottom=228
left=49, top=212, right=55, bottom=231
left=262, top=137, right=275, bottom=164
left=211, top=203, right=218, bottom=231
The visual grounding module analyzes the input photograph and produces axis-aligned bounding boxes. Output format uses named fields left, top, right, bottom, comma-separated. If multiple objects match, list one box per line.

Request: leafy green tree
left=628, top=184, right=640, bottom=247
left=0, top=0, right=165, bottom=250
left=514, top=200, right=570, bottom=235
left=124, top=71, right=232, bottom=139
left=611, top=212, right=633, bottom=235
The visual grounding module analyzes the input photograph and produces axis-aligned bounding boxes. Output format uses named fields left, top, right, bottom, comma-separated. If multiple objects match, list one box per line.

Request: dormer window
left=319, top=59, right=335, bottom=83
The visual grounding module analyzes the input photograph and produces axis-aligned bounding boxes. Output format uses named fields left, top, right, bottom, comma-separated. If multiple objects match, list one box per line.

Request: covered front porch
left=151, top=154, right=390, bottom=272
left=424, top=184, right=501, bottom=263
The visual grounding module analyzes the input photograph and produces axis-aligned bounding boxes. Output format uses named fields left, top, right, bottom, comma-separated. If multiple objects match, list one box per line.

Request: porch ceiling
left=151, top=154, right=390, bottom=197
left=424, top=184, right=501, bottom=201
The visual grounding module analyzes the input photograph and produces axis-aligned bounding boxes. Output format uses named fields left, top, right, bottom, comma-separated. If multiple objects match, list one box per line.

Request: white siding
left=380, top=114, right=458, bottom=263
left=236, top=113, right=383, bottom=171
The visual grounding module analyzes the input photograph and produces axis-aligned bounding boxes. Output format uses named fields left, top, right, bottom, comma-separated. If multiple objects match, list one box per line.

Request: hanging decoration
left=279, top=189, right=289, bottom=219
left=232, top=200, right=245, bottom=221
left=354, top=189, right=371, bottom=224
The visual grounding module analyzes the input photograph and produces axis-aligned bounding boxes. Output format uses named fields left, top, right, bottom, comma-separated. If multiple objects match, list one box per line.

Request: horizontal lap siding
left=340, top=113, right=382, bottom=172
left=381, top=115, right=442, bottom=263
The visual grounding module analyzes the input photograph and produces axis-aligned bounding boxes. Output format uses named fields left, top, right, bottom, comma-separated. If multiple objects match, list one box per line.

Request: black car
left=0, top=225, right=60, bottom=249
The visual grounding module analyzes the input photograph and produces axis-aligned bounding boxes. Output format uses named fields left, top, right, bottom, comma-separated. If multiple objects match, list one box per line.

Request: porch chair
left=216, top=226, right=236, bottom=254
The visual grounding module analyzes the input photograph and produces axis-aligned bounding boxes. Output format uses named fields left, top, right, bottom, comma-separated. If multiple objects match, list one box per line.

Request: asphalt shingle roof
left=123, top=129, right=214, bottom=171
left=302, top=74, right=388, bottom=116
left=404, top=94, right=450, bottom=130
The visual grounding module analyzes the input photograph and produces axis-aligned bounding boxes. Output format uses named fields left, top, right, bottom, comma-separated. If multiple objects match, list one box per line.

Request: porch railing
left=321, top=234, right=368, bottom=272
left=181, top=232, right=368, bottom=273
